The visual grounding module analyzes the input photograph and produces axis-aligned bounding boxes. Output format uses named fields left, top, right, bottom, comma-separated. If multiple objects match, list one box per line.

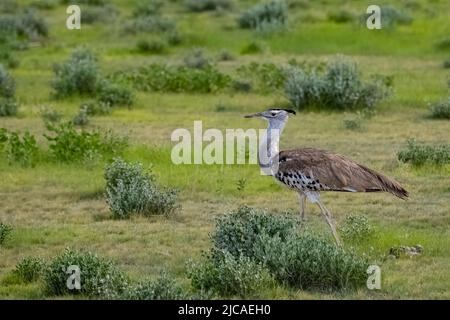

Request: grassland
left=0, top=0, right=449, bottom=299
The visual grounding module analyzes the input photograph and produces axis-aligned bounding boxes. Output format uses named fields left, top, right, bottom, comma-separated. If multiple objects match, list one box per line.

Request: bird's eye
left=271, top=112, right=276, bottom=116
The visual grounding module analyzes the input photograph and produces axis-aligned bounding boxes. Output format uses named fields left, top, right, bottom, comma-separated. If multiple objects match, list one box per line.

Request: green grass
left=0, top=0, right=449, bottom=299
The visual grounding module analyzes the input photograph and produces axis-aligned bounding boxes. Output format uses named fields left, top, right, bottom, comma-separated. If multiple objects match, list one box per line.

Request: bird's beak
left=244, top=112, right=263, bottom=118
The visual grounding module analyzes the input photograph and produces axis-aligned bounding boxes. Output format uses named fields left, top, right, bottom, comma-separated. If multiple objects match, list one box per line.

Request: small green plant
left=0, top=63, right=15, bottom=98
left=123, top=15, right=175, bottom=34
left=328, top=10, right=354, bottom=23
left=14, top=257, right=45, bottom=283
left=232, top=80, right=252, bottom=93
left=0, top=222, right=12, bottom=245
left=105, top=158, right=179, bottom=218
left=2, top=130, right=38, bottom=167
left=43, top=248, right=127, bottom=297
left=44, top=122, right=127, bottom=163
left=166, top=30, right=182, bottom=46
left=238, top=1, right=287, bottom=33
left=429, top=98, right=450, bottom=119
left=236, top=62, right=285, bottom=92
left=136, top=39, right=167, bottom=54
left=236, top=178, right=247, bottom=192
left=217, top=49, right=234, bottom=62
left=436, top=38, right=450, bottom=51
left=340, top=215, right=374, bottom=242
left=121, top=271, right=188, bottom=300
left=133, top=0, right=164, bottom=17
left=52, top=48, right=101, bottom=98
left=184, top=49, right=210, bottom=69
left=81, top=101, right=112, bottom=116
left=343, top=118, right=362, bottom=131
left=187, top=249, right=274, bottom=298
left=397, top=139, right=450, bottom=166
left=185, top=0, right=232, bottom=12
left=0, top=98, right=18, bottom=117
left=442, top=60, right=450, bottom=69
left=240, top=41, right=265, bottom=54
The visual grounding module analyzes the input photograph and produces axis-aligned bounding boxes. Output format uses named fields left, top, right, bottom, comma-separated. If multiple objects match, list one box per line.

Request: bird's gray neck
left=259, top=119, right=286, bottom=173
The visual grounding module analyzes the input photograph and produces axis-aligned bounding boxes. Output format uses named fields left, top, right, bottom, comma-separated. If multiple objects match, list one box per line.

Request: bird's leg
left=297, top=193, right=307, bottom=222
left=316, top=200, right=342, bottom=246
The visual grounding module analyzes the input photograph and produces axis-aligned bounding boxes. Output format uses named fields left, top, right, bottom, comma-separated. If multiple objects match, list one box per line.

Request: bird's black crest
left=270, top=108, right=296, bottom=115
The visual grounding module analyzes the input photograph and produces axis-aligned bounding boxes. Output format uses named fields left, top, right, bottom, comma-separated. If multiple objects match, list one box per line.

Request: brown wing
left=278, top=148, right=408, bottom=199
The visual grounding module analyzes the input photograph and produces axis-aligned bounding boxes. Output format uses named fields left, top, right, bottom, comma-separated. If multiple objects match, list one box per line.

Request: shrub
left=123, top=16, right=175, bottom=34
left=112, top=64, right=231, bottom=93
left=240, top=41, right=265, bottom=54
left=52, top=48, right=101, bottom=98
left=211, top=206, right=298, bottom=260
left=72, top=107, right=90, bottom=126
left=340, top=215, right=374, bottom=242
left=232, top=79, right=252, bottom=93
left=81, top=101, right=111, bottom=116
left=184, top=49, right=210, bottom=69
left=0, top=0, right=18, bottom=14
left=236, top=62, right=286, bottom=92
left=136, top=39, right=167, bottom=54
left=0, top=222, right=12, bottom=245
left=187, top=249, right=273, bottom=298
left=166, top=30, right=182, bottom=46
left=257, top=232, right=369, bottom=290
left=43, top=248, right=127, bottom=297
left=16, top=9, right=49, bottom=39
left=217, top=49, right=234, bottom=61
left=0, top=64, right=15, bottom=99
left=98, top=82, right=134, bottom=107
left=44, top=122, right=127, bottom=163
left=15, top=257, right=45, bottom=283
left=0, top=49, right=20, bottom=69
left=0, top=98, right=18, bottom=117
left=328, top=10, right=354, bottom=23
left=81, top=5, right=118, bottom=24
left=238, top=1, right=287, bottom=32
left=285, top=57, right=389, bottom=111
left=40, top=106, right=62, bottom=123
left=2, top=130, right=38, bottom=167
left=185, top=0, right=232, bottom=12
left=397, top=139, right=450, bottom=166
left=30, top=0, right=58, bottom=10
left=443, top=60, right=450, bottom=69
left=429, top=98, right=450, bottom=119
left=121, top=272, right=188, bottom=300
left=343, top=118, right=362, bottom=131
left=133, top=0, right=164, bottom=17
left=362, top=5, right=412, bottom=29
left=105, top=158, right=179, bottom=218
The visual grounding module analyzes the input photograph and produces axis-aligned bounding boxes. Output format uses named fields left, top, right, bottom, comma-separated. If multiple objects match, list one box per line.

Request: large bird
left=245, top=108, right=408, bottom=245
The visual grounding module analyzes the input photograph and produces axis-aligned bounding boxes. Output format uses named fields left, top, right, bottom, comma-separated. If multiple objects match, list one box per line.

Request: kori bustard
left=245, top=108, right=408, bottom=245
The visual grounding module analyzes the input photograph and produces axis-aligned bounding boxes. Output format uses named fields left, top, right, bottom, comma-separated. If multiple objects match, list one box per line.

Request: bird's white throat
left=259, top=118, right=287, bottom=173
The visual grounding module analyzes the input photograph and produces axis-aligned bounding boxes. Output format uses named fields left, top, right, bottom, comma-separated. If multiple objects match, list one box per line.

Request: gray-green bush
left=0, top=98, right=18, bottom=117
left=52, top=48, right=101, bottom=98
left=429, top=98, right=450, bottom=119
left=0, top=64, right=15, bottom=99
left=81, top=5, right=118, bottom=24
left=136, top=39, right=167, bottom=54
left=285, top=57, right=390, bottom=111
left=187, top=249, right=274, bottom=298
left=105, top=158, right=179, bottom=218
left=0, top=129, right=38, bottom=167
left=43, top=248, right=127, bottom=297
left=185, top=0, right=232, bottom=12
left=238, top=1, right=287, bottom=32
left=340, top=215, right=374, bottom=242
left=98, top=81, right=134, bottom=107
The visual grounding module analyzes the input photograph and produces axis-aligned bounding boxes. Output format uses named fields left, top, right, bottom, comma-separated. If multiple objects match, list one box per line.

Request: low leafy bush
left=105, top=158, right=179, bottom=218
left=40, top=106, right=62, bottom=123
left=44, top=122, right=127, bottom=163
left=0, top=222, right=12, bottom=245
left=0, top=49, right=20, bottom=69
left=1, top=130, right=38, bottom=166
left=136, top=39, right=167, bottom=54
left=112, top=64, right=231, bottom=93
left=429, top=97, right=450, bottom=119
left=397, top=139, right=450, bottom=166
left=184, top=49, right=210, bottom=69
left=133, top=0, right=164, bottom=17
left=52, top=48, right=101, bottom=98
left=238, top=1, right=287, bottom=32
left=211, top=206, right=298, bottom=260
left=185, top=0, right=232, bottom=12
left=14, top=257, right=45, bottom=283
left=0, top=98, right=18, bottom=117
left=285, top=57, right=390, bottom=111
left=217, top=49, right=234, bottom=61
left=240, top=41, right=265, bottom=54
left=81, top=101, right=111, bottom=116
left=257, top=232, right=369, bottom=290
left=81, top=5, right=117, bottom=24
left=43, top=248, right=127, bottom=297
left=121, top=272, right=188, bottom=300
left=436, top=38, right=450, bottom=51
left=187, top=249, right=273, bottom=298
left=232, top=79, right=252, bottom=93
left=0, top=10, right=48, bottom=41
left=166, top=30, right=182, bottom=46
left=328, top=10, right=354, bottom=23
left=72, top=107, right=89, bottom=126
left=340, top=215, right=374, bottom=242
left=443, top=60, right=450, bottom=69
left=0, top=64, right=15, bottom=99
left=98, top=82, right=134, bottom=107
left=0, top=0, right=18, bottom=14
left=30, top=0, right=58, bottom=10
left=236, top=62, right=286, bottom=93
left=123, top=15, right=175, bottom=34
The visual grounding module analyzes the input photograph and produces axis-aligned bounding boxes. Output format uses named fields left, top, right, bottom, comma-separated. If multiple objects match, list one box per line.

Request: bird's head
left=244, top=108, right=296, bottom=124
